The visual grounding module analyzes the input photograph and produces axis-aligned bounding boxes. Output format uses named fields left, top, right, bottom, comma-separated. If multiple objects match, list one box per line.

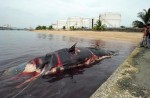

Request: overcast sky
left=0, top=0, right=149, bottom=28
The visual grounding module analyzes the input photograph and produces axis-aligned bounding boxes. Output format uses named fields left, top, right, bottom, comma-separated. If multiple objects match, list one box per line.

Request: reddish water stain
left=0, top=31, right=136, bottom=98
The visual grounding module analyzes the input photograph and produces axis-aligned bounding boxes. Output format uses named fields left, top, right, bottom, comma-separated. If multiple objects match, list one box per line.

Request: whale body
left=1, top=43, right=115, bottom=87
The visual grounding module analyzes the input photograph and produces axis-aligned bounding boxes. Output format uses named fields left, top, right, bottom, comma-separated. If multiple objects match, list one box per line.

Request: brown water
left=0, top=30, right=136, bottom=98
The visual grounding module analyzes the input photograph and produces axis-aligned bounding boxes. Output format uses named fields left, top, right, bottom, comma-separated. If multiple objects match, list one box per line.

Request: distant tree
left=70, top=26, right=75, bottom=30
left=132, top=20, right=144, bottom=28
left=93, top=20, right=106, bottom=31
left=100, top=24, right=107, bottom=30
left=132, top=8, right=150, bottom=28
left=48, top=25, right=53, bottom=30
left=81, top=26, right=84, bottom=30
left=35, top=25, right=42, bottom=30
left=120, top=26, right=126, bottom=28
left=42, top=26, right=47, bottom=30
left=63, top=26, right=66, bottom=30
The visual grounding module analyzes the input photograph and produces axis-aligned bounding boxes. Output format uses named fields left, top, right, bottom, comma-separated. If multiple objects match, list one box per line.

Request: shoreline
left=91, top=47, right=150, bottom=98
left=33, top=30, right=149, bottom=97
left=34, top=30, right=143, bottom=44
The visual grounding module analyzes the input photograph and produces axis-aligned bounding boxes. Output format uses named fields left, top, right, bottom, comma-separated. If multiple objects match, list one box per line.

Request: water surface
left=0, top=30, right=135, bottom=98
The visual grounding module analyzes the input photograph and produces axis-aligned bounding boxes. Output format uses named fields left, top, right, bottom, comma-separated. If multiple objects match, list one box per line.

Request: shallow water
left=0, top=30, right=136, bottom=98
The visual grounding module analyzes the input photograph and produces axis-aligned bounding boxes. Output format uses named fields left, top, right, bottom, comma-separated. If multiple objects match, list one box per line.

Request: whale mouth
left=1, top=62, right=28, bottom=78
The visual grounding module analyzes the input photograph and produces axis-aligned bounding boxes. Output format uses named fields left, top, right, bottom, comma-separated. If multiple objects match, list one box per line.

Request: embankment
left=91, top=47, right=150, bottom=98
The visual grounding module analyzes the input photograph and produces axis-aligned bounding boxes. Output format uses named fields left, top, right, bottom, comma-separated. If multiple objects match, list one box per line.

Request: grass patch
left=117, top=47, right=150, bottom=97
left=117, top=77, right=150, bottom=97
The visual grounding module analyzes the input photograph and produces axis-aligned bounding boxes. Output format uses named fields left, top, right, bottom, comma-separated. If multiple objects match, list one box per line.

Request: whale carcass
left=1, top=43, right=115, bottom=87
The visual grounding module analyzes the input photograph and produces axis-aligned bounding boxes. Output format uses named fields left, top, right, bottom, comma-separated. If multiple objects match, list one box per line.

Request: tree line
left=35, top=25, right=53, bottom=30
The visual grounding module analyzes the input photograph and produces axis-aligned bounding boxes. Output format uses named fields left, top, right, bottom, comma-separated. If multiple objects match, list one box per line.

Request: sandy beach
left=34, top=30, right=143, bottom=44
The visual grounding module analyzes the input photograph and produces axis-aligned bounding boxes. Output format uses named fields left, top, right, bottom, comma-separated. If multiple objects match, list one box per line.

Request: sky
left=0, top=0, right=150, bottom=28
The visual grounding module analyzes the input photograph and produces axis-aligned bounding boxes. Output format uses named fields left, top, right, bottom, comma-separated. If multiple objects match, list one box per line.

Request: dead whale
left=1, top=43, right=115, bottom=88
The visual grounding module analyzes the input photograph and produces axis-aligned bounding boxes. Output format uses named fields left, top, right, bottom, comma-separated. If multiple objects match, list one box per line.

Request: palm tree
left=132, top=8, right=150, bottom=28
left=93, top=20, right=106, bottom=31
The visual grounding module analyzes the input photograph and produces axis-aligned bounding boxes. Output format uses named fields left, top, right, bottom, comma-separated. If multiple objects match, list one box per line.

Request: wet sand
left=34, top=30, right=143, bottom=43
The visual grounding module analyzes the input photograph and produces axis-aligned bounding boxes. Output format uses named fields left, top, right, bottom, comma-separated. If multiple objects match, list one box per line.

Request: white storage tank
left=93, top=18, right=99, bottom=26
left=56, top=20, right=67, bottom=29
left=67, top=17, right=92, bottom=29
left=82, top=18, right=92, bottom=29
left=52, top=12, right=121, bottom=30
left=100, top=12, right=121, bottom=28
left=51, top=24, right=57, bottom=29
left=67, top=17, right=82, bottom=29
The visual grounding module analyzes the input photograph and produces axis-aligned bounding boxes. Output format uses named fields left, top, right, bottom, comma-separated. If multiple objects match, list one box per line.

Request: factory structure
left=52, top=17, right=92, bottom=29
left=52, top=12, right=121, bottom=30
left=0, top=24, right=12, bottom=30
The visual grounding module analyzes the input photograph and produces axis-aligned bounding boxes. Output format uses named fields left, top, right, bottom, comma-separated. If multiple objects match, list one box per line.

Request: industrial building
left=52, top=12, right=121, bottom=30
left=0, top=24, right=12, bottom=30
left=100, top=12, right=121, bottom=27
left=52, top=17, right=92, bottom=29
left=66, top=17, right=92, bottom=29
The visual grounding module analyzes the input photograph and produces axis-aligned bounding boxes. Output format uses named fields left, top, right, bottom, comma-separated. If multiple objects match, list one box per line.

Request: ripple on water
left=0, top=31, right=136, bottom=98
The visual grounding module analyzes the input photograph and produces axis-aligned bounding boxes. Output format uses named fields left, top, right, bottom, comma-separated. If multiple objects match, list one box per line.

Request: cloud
left=0, top=0, right=150, bottom=28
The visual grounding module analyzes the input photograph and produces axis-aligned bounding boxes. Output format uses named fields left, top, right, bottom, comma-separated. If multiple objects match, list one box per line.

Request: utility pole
left=92, top=18, right=94, bottom=29
left=99, top=15, right=101, bottom=22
